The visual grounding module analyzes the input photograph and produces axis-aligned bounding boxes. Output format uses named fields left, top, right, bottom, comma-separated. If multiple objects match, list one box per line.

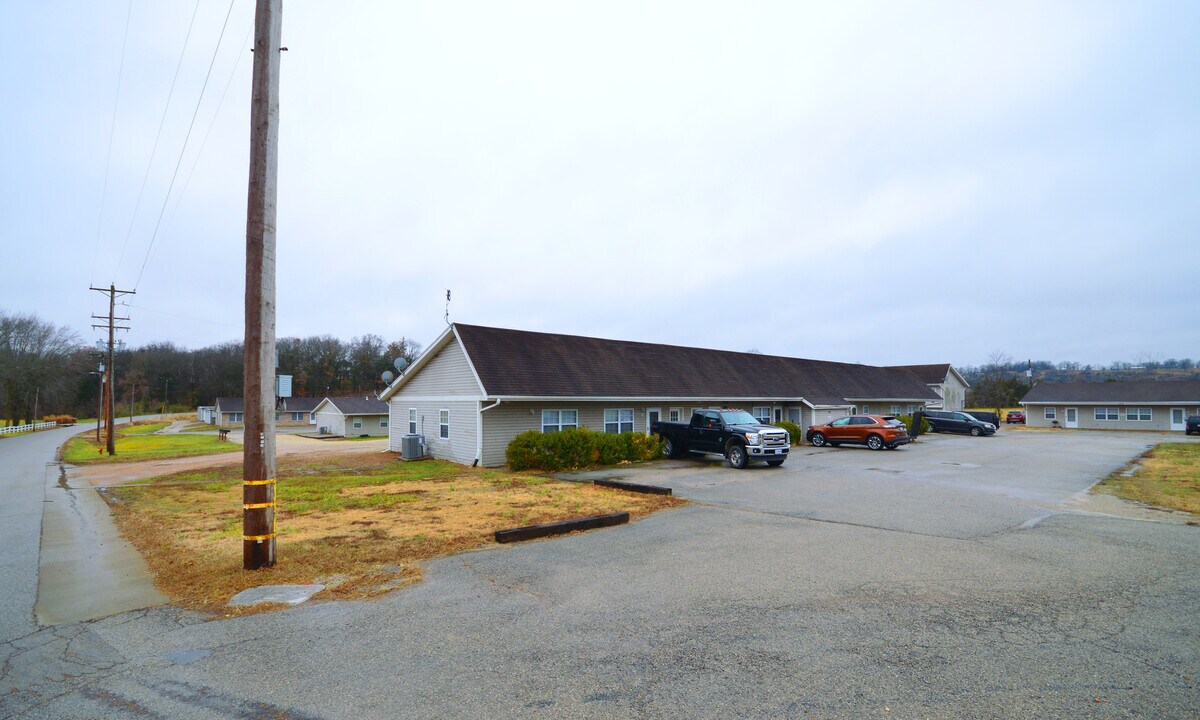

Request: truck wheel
left=663, top=437, right=675, bottom=458
left=867, top=434, right=884, bottom=450
left=810, top=432, right=827, bottom=447
left=727, top=444, right=748, bottom=469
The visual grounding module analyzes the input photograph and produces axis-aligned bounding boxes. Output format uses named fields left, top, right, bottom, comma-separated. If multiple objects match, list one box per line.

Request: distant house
left=1021, top=381, right=1200, bottom=432
left=312, top=395, right=390, bottom=437
left=280, top=396, right=321, bottom=426
left=212, top=397, right=244, bottom=427
left=197, top=405, right=215, bottom=423
left=887, top=364, right=970, bottom=411
left=378, top=324, right=941, bottom=467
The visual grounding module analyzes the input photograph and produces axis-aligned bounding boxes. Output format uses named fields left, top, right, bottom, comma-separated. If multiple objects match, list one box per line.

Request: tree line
left=961, top=350, right=1200, bottom=410
left=0, top=309, right=421, bottom=424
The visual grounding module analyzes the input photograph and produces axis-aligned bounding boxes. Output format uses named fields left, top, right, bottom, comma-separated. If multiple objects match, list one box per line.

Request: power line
left=133, top=0, right=241, bottom=291
left=90, top=0, right=134, bottom=288
left=114, top=0, right=203, bottom=281
left=142, top=20, right=253, bottom=282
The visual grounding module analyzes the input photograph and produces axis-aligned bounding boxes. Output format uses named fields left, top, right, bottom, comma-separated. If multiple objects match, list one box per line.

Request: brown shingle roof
left=1022, top=380, right=1200, bottom=404
left=887, top=364, right=952, bottom=385
left=215, top=397, right=243, bottom=413
left=323, top=395, right=388, bottom=415
left=453, top=324, right=939, bottom=403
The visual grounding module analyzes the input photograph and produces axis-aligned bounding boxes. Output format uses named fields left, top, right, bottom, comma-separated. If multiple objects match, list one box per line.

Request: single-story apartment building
left=212, top=397, right=244, bottom=427
left=197, top=405, right=215, bottom=423
left=279, top=396, right=321, bottom=426
left=1021, top=380, right=1200, bottom=432
left=312, top=395, right=390, bottom=437
left=887, top=364, right=969, bottom=411
left=378, top=323, right=941, bottom=467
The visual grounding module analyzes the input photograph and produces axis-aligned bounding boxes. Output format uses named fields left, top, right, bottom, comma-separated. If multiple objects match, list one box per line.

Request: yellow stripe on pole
left=243, top=502, right=275, bottom=510
left=244, top=478, right=276, bottom=486
left=243, top=533, right=276, bottom=542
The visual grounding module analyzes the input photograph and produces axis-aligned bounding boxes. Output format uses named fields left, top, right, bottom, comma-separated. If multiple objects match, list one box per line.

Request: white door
left=646, top=408, right=661, bottom=435
left=1170, top=408, right=1186, bottom=431
left=1065, top=408, right=1078, bottom=428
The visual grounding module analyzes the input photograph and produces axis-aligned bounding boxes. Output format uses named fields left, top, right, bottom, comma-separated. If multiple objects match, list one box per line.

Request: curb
left=495, top=512, right=630, bottom=544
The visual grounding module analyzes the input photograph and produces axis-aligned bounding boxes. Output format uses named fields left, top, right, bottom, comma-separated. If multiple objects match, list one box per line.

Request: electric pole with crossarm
left=90, top=283, right=134, bottom=455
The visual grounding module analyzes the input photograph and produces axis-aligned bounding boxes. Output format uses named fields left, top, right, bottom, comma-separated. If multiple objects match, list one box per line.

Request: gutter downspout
left=475, top=399, right=502, bottom=467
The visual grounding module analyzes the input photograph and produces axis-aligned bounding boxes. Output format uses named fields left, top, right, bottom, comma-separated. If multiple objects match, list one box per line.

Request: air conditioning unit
left=319, top=426, right=329, bottom=435
left=402, top=434, right=425, bottom=460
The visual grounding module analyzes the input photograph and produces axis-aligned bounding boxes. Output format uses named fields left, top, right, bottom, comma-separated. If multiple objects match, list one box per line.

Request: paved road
left=2, top=429, right=1197, bottom=718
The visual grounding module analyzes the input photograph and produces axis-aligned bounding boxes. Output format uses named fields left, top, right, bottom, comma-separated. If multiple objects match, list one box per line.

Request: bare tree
left=0, top=311, right=81, bottom=424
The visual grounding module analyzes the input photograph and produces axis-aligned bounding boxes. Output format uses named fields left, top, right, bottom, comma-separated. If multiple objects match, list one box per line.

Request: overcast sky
left=2, top=1, right=1197, bottom=368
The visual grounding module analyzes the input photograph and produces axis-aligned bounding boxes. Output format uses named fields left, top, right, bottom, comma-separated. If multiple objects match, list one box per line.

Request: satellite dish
left=381, top=370, right=395, bottom=384
left=393, top=357, right=408, bottom=372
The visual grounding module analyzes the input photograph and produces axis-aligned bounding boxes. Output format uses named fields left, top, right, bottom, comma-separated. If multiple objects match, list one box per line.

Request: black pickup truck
left=650, top=408, right=790, bottom=469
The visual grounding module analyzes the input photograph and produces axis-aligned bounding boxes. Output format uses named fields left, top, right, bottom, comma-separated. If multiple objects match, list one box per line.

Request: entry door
left=646, top=408, right=661, bottom=435
left=1170, top=408, right=1186, bottom=431
left=1065, top=408, right=1078, bottom=428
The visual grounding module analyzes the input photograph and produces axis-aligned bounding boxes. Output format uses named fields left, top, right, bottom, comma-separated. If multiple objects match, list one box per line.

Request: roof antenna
left=444, top=289, right=452, bottom=326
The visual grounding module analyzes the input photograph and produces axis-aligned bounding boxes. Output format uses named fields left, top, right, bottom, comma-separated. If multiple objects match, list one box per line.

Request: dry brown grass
left=106, top=451, right=684, bottom=616
left=1094, top=443, right=1200, bottom=515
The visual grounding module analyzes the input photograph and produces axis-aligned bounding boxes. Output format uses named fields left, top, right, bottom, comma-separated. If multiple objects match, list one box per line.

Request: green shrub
left=896, top=415, right=931, bottom=434
left=774, top=420, right=802, bottom=444
left=505, top=428, right=665, bottom=472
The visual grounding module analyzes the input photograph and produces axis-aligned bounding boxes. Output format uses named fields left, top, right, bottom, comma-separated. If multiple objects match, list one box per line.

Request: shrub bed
left=896, top=415, right=932, bottom=434
left=774, top=420, right=803, bottom=444
left=42, top=414, right=76, bottom=426
left=506, top=428, right=665, bottom=472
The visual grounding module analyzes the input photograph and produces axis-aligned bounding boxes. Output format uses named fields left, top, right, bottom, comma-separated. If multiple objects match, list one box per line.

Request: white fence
left=0, top=421, right=57, bottom=436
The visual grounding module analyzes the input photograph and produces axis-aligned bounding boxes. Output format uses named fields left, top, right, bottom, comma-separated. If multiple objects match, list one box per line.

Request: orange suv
left=806, top=415, right=911, bottom=450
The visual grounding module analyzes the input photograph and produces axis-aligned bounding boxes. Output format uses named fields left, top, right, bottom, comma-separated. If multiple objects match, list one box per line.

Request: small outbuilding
left=1020, top=380, right=1200, bottom=431
left=312, top=395, right=390, bottom=437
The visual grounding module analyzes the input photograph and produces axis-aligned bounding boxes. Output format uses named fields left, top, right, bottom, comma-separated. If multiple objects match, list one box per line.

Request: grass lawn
left=121, top=421, right=171, bottom=435
left=106, top=452, right=684, bottom=615
left=1094, top=443, right=1200, bottom=515
left=62, top=432, right=241, bottom=464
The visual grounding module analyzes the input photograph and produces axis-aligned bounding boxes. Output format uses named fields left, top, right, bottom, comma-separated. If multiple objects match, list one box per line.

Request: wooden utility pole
left=91, top=284, right=133, bottom=455
left=242, top=0, right=283, bottom=570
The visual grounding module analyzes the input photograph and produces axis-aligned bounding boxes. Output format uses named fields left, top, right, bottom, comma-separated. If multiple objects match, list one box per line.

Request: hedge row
left=774, top=420, right=802, bottom=444
left=895, top=414, right=932, bottom=434
left=42, top=414, right=76, bottom=425
left=506, top=428, right=665, bottom=472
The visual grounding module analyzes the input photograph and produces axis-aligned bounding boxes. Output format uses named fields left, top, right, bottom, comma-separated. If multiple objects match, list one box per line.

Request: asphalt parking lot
left=5, top=428, right=1198, bottom=719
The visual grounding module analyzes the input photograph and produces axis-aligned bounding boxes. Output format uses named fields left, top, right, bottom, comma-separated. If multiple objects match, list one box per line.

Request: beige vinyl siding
left=400, top=336, right=483, bottom=396
left=481, top=400, right=793, bottom=467
left=314, top=409, right=345, bottom=436
left=932, top=376, right=968, bottom=411
left=1024, top=403, right=1184, bottom=431
left=344, top=415, right=388, bottom=437
left=803, top=407, right=850, bottom=430
left=396, top=400, right=477, bottom=463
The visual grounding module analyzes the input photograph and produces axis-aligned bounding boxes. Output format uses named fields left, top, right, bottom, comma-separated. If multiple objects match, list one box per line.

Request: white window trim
left=352, top=417, right=363, bottom=429
left=408, top=408, right=417, bottom=434
left=1044, top=407, right=1057, bottom=420
left=752, top=406, right=771, bottom=424
left=890, top=405, right=900, bottom=415
left=380, top=417, right=388, bottom=427
left=1125, top=407, right=1152, bottom=422
left=604, top=408, right=634, bottom=434
left=439, top=409, right=450, bottom=439
left=1094, top=407, right=1118, bottom=421
left=668, top=407, right=683, bottom=423
left=861, top=404, right=871, bottom=415
left=541, top=409, right=579, bottom=433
